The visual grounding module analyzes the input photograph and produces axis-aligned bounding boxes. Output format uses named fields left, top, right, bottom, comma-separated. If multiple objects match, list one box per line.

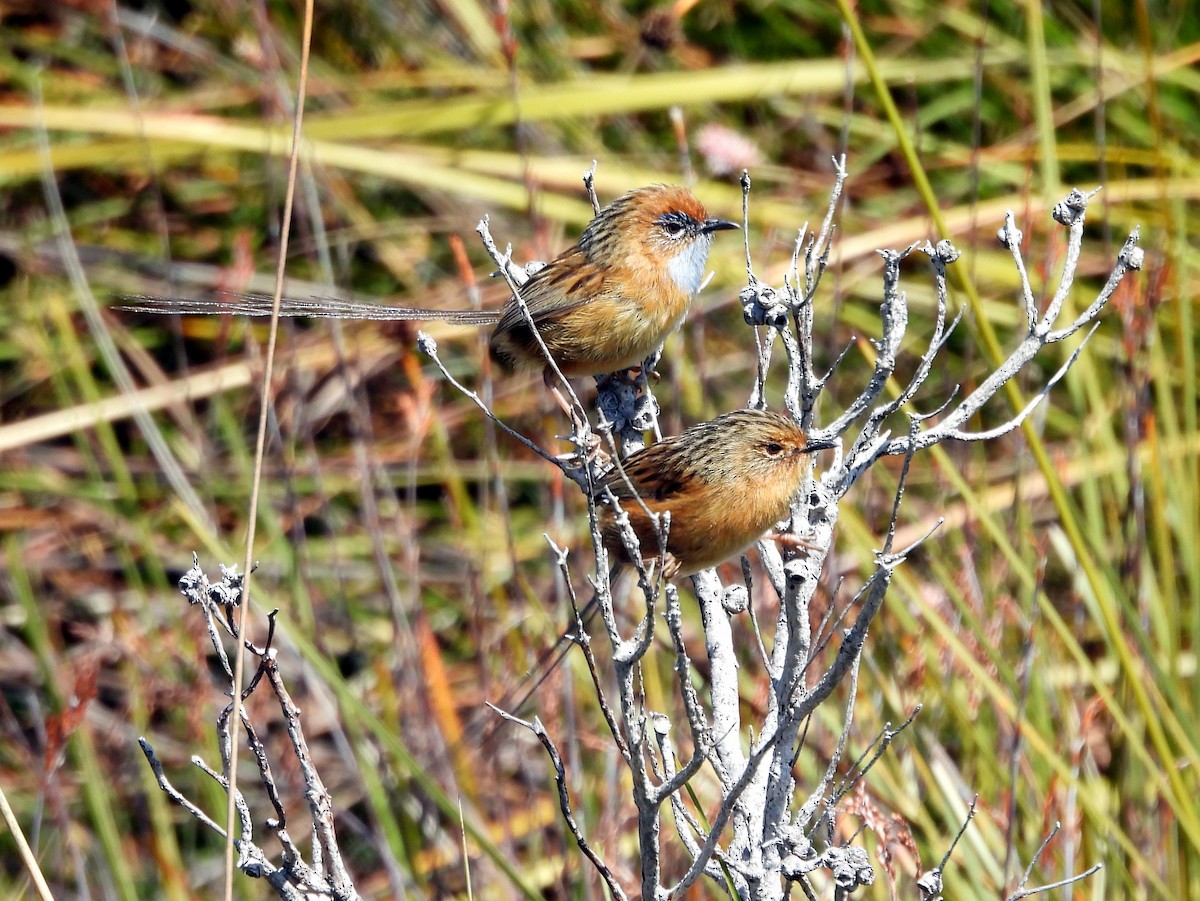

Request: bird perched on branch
left=492, top=408, right=832, bottom=722
left=117, top=185, right=738, bottom=386
left=599, top=408, right=832, bottom=577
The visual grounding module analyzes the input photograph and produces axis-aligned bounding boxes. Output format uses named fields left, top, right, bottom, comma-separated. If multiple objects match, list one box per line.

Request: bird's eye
left=764, top=442, right=784, bottom=456
left=659, top=213, right=690, bottom=238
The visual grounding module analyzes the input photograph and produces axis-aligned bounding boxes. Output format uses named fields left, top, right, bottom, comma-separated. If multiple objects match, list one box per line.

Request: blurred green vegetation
left=0, top=0, right=1196, bottom=898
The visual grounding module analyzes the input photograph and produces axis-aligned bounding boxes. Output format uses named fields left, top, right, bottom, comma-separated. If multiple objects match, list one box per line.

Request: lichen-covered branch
left=139, top=560, right=363, bottom=901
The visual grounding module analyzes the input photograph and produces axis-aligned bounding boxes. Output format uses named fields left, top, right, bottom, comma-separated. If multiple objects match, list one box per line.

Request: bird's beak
left=702, top=217, right=740, bottom=234
left=801, top=438, right=838, bottom=454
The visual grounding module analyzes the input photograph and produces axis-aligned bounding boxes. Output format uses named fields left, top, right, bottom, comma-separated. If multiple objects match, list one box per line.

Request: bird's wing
left=601, top=439, right=691, bottom=504
left=493, top=246, right=611, bottom=333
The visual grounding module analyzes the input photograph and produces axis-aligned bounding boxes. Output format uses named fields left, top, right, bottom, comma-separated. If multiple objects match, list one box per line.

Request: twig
left=488, top=706, right=629, bottom=901
left=142, top=560, right=362, bottom=899
left=417, top=332, right=587, bottom=484
left=1005, top=821, right=1103, bottom=901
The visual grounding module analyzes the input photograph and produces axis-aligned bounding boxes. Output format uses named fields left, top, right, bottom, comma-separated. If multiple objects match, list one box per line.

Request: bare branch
left=820, top=243, right=918, bottom=442
left=1007, top=864, right=1104, bottom=901
left=1005, top=821, right=1103, bottom=901
left=997, top=214, right=1039, bottom=331
left=583, top=161, right=601, bottom=214
left=546, top=540, right=631, bottom=762
left=939, top=325, right=1097, bottom=443
left=489, top=706, right=630, bottom=901
left=139, top=739, right=228, bottom=837
left=417, top=331, right=586, bottom=484
left=142, top=560, right=364, bottom=899
left=1049, top=227, right=1143, bottom=341
left=1040, top=188, right=1101, bottom=327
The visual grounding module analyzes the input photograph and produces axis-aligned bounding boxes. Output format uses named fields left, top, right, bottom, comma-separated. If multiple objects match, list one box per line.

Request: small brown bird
left=598, top=409, right=830, bottom=577
left=488, top=408, right=831, bottom=722
left=117, top=185, right=738, bottom=383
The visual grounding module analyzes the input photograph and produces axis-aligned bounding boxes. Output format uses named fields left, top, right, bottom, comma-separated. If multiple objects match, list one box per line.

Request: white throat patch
left=666, top=235, right=713, bottom=296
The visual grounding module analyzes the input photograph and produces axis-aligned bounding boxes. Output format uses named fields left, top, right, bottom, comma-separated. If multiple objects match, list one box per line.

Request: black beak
left=801, top=438, right=838, bottom=454
left=702, top=217, right=740, bottom=234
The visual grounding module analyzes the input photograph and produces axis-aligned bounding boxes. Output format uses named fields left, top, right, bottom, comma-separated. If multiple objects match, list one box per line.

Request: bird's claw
left=769, top=532, right=822, bottom=553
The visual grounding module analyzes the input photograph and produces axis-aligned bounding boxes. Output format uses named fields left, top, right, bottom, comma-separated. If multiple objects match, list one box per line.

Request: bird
left=116, top=185, right=739, bottom=385
left=491, top=408, right=832, bottom=723
left=598, top=408, right=832, bottom=577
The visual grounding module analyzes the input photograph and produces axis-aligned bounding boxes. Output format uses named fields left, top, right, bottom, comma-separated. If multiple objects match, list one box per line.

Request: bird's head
left=683, top=409, right=826, bottom=482
left=580, top=185, right=739, bottom=295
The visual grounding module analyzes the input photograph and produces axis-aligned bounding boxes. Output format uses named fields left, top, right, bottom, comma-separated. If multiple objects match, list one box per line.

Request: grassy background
left=0, top=0, right=1196, bottom=898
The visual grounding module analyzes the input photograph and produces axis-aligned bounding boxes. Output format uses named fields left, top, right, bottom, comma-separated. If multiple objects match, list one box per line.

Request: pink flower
left=696, top=124, right=761, bottom=177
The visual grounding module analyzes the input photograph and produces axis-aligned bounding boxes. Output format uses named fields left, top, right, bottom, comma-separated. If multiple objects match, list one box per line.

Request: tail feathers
left=114, top=291, right=502, bottom=324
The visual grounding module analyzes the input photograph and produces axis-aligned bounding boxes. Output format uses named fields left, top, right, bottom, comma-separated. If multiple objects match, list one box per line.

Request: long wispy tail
left=114, top=291, right=502, bottom=324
